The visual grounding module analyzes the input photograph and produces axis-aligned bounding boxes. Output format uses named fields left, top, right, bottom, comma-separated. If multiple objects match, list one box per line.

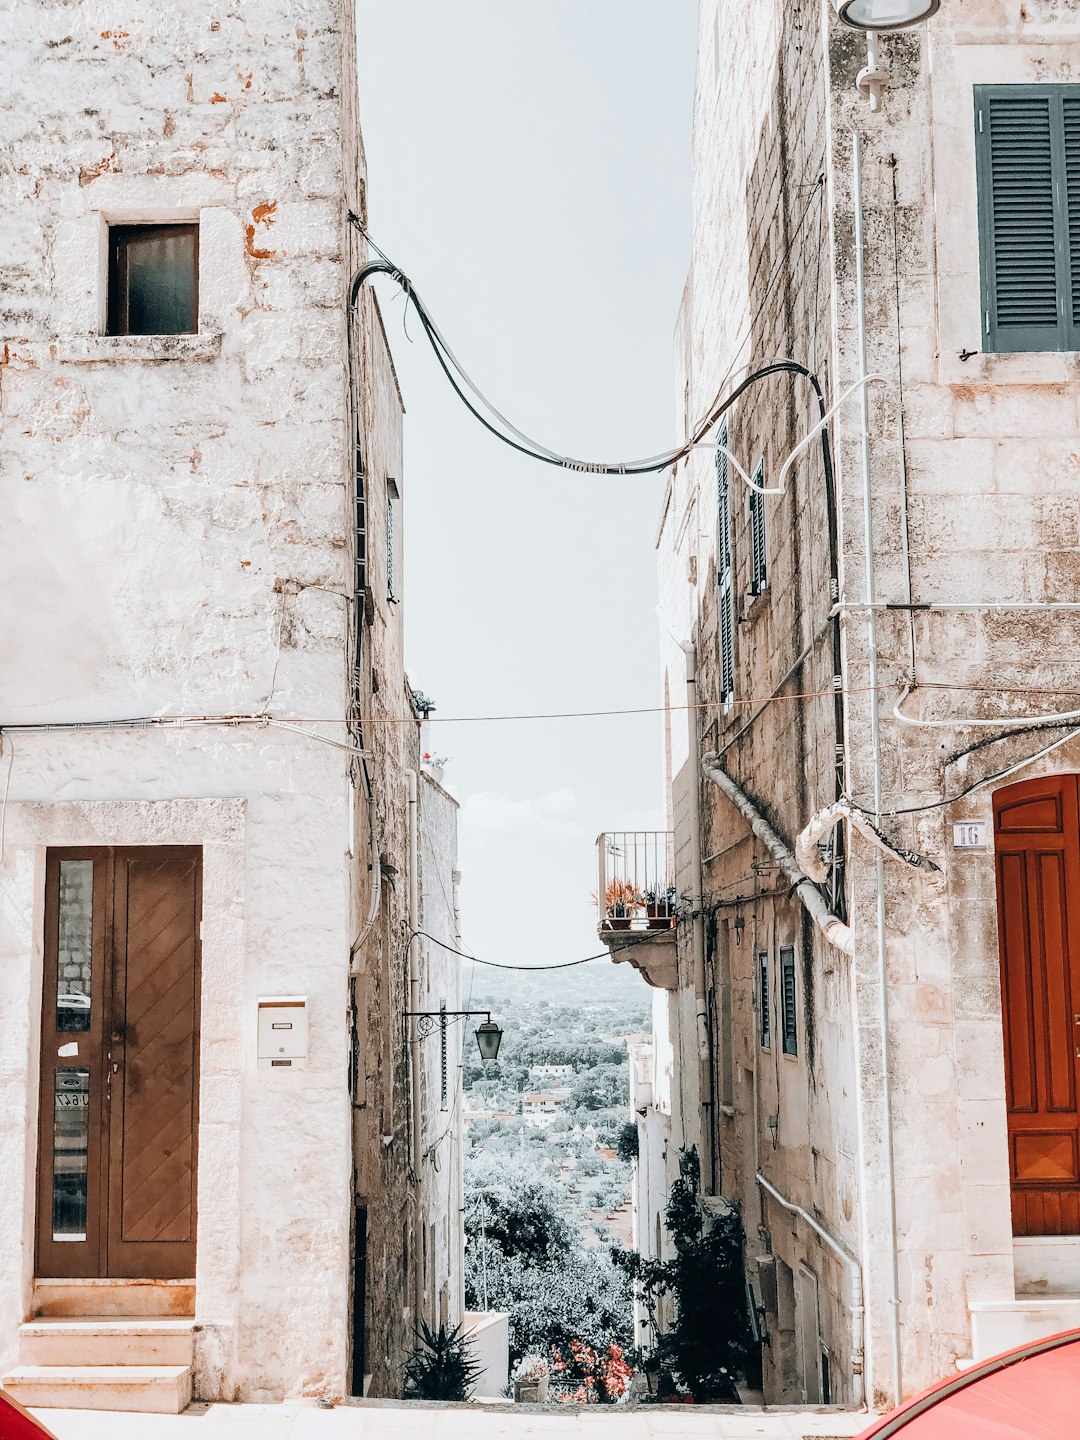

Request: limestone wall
left=0, top=0, right=425, bottom=1402
left=659, top=0, right=1080, bottom=1409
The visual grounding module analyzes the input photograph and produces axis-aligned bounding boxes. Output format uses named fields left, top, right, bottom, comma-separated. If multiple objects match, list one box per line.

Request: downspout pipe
left=756, top=1172, right=865, bottom=1409
left=853, top=127, right=903, bottom=1404
left=405, top=768, right=423, bottom=1326
left=701, top=754, right=854, bottom=956
left=683, top=640, right=715, bottom=1192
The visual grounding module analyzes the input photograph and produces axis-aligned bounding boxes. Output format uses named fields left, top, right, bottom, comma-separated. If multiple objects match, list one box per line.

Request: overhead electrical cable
left=412, top=927, right=659, bottom=971
left=347, top=219, right=832, bottom=478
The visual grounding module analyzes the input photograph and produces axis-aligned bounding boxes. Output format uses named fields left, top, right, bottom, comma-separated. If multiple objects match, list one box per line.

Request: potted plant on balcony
left=597, top=878, right=642, bottom=931
left=513, top=1354, right=550, bottom=1403
left=645, top=885, right=677, bottom=929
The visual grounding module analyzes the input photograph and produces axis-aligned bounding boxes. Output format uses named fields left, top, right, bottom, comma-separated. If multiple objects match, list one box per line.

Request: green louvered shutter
left=716, top=421, right=735, bottom=708
left=1064, top=95, right=1080, bottom=332
left=975, top=85, right=1080, bottom=353
left=749, top=461, right=767, bottom=597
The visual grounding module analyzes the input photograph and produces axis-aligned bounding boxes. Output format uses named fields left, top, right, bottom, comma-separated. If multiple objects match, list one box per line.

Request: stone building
left=602, top=0, right=1080, bottom=1413
left=0, top=0, right=460, bottom=1412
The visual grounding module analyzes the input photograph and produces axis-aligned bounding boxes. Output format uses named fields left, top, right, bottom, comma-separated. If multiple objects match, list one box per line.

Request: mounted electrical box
left=257, top=996, right=308, bottom=1070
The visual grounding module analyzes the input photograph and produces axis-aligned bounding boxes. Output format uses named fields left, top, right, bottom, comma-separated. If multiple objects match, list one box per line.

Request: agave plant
left=404, top=1319, right=482, bottom=1401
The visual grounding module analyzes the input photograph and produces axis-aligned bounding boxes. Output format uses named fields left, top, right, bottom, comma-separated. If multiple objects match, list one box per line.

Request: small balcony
left=595, top=831, right=678, bottom=990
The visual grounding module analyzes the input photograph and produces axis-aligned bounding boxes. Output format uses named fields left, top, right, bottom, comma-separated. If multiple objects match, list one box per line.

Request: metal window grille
left=758, top=949, right=771, bottom=1050
left=717, top=421, right=735, bottom=706
left=975, top=85, right=1080, bottom=353
left=749, top=461, right=767, bottom=596
left=781, top=946, right=797, bottom=1057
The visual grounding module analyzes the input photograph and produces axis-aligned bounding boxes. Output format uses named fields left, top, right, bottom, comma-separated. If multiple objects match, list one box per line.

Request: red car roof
left=858, top=1329, right=1080, bottom=1438
left=0, top=1391, right=59, bottom=1440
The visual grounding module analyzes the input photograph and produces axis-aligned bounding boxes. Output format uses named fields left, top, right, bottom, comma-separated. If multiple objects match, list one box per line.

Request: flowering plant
left=552, top=1340, right=632, bottom=1404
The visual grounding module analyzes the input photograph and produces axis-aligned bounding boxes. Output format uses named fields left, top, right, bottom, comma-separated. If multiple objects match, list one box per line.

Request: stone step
left=31, top=1280, right=194, bottom=1318
left=970, top=1297, right=1080, bottom=1361
left=1, top=1364, right=192, bottom=1414
left=1014, top=1235, right=1080, bottom=1296
left=18, top=1318, right=195, bottom=1367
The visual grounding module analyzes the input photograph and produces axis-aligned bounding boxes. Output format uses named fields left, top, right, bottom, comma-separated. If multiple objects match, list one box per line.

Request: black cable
left=412, top=927, right=669, bottom=970
left=346, top=230, right=835, bottom=480
left=847, top=723, right=1080, bottom=820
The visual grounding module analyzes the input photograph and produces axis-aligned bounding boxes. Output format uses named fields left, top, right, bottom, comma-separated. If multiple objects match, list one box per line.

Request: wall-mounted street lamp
left=833, top=0, right=940, bottom=112
left=834, top=0, right=939, bottom=28
left=406, top=1007, right=503, bottom=1062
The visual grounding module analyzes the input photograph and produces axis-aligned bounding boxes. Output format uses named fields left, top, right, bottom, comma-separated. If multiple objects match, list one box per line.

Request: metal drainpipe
left=756, top=1172, right=865, bottom=1409
left=406, top=768, right=423, bottom=1326
left=853, top=128, right=903, bottom=1404
left=683, top=640, right=715, bottom=1192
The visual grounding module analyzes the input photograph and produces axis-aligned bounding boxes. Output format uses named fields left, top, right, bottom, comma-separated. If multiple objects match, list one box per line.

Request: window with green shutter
left=975, top=85, right=1080, bottom=353
left=749, top=461, right=767, bottom=597
left=717, top=420, right=735, bottom=708
left=757, top=949, right=771, bottom=1051
left=780, top=946, right=798, bottom=1058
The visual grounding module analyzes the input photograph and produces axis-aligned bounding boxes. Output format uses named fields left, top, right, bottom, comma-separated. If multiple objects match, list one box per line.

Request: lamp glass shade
left=836, top=0, right=940, bottom=27
left=475, top=1021, right=503, bottom=1062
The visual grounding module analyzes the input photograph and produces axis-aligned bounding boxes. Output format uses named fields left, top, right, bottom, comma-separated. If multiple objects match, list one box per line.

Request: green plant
left=615, top=1120, right=639, bottom=1163
left=403, top=1320, right=482, bottom=1401
left=644, top=885, right=677, bottom=909
left=613, top=1146, right=753, bottom=1402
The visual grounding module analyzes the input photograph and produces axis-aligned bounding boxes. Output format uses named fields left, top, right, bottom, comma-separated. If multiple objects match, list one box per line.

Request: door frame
left=35, top=845, right=203, bottom=1280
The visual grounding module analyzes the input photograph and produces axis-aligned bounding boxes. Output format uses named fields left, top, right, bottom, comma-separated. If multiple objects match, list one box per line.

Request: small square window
left=108, top=224, right=198, bottom=336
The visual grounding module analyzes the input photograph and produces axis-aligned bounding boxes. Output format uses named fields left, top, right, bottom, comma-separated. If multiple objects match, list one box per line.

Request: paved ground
left=33, top=1399, right=872, bottom=1439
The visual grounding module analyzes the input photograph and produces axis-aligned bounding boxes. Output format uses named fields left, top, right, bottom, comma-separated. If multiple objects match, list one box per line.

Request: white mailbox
left=257, top=996, right=308, bottom=1070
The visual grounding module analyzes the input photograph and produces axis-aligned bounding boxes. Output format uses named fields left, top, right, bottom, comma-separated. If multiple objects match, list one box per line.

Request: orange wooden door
left=994, top=776, right=1080, bottom=1235
left=36, top=847, right=201, bottom=1279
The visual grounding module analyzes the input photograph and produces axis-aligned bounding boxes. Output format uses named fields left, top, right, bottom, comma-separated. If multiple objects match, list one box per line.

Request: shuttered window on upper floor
left=717, top=420, right=735, bottom=709
left=749, top=461, right=767, bottom=597
left=975, top=85, right=1080, bottom=353
left=780, top=946, right=798, bottom=1058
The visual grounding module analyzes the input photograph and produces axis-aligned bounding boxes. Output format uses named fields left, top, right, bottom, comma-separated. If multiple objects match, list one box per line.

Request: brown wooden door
left=36, top=847, right=201, bottom=1279
left=994, top=776, right=1080, bottom=1235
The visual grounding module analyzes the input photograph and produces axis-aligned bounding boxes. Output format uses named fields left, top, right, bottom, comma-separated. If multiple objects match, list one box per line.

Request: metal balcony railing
left=595, top=832, right=676, bottom=934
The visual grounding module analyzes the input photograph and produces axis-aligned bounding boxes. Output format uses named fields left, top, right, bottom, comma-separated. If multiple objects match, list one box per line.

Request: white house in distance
left=0, top=0, right=462, bottom=1413
left=521, top=1094, right=565, bottom=1130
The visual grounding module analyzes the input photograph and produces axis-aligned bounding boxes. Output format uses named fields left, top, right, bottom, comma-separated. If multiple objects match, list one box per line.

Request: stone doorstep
left=31, top=1280, right=195, bottom=1319
left=18, top=1318, right=196, bottom=1368
left=1, top=1365, right=192, bottom=1415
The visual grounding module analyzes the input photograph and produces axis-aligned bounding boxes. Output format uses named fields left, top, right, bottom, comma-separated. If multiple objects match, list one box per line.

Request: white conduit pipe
left=701, top=754, right=854, bottom=956
left=796, top=800, right=940, bottom=883
left=894, top=685, right=1080, bottom=731
left=691, top=374, right=890, bottom=496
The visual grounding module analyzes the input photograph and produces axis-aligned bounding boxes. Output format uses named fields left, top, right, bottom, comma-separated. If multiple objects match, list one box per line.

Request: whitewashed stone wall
left=0, top=0, right=429, bottom=1403
left=655, top=0, right=1080, bottom=1410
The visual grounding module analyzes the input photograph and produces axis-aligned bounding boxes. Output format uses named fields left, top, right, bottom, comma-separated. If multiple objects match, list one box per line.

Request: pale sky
left=356, top=1, right=697, bottom=967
